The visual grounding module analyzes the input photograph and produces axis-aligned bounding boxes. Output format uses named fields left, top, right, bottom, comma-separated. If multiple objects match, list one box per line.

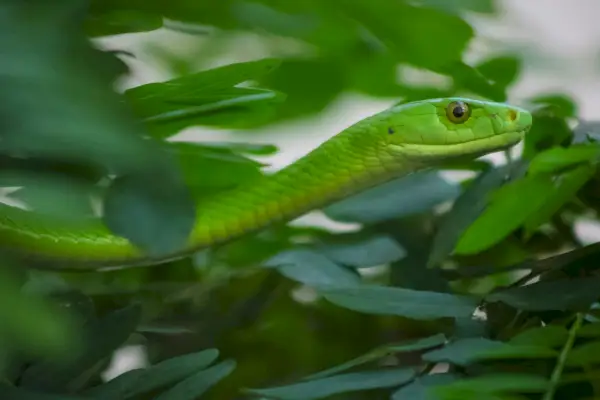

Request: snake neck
left=189, top=129, right=411, bottom=248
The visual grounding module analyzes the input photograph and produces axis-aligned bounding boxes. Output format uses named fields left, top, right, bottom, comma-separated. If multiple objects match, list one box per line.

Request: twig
left=543, top=313, right=583, bottom=400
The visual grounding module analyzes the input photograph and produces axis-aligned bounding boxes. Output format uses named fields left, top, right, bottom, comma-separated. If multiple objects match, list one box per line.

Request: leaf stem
left=543, top=313, right=583, bottom=400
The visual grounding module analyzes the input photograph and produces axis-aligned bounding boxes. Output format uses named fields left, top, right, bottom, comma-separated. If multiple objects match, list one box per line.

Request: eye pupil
left=452, top=105, right=465, bottom=118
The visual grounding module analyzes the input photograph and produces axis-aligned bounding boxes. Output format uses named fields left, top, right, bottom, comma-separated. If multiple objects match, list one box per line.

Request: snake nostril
left=508, top=110, right=518, bottom=121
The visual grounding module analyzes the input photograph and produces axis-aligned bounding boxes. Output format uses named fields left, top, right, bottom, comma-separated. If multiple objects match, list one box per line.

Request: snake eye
left=446, top=101, right=471, bottom=124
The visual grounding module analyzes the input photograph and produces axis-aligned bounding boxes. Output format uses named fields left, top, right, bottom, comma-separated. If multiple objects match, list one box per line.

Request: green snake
left=0, top=97, right=532, bottom=270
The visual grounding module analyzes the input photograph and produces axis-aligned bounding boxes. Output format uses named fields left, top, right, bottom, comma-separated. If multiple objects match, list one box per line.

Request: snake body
left=0, top=98, right=532, bottom=269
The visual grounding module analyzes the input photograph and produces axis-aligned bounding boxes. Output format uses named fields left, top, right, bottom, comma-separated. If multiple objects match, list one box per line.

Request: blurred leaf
left=509, top=325, right=569, bottom=348
left=0, top=171, right=96, bottom=221
left=85, top=9, right=163, bottom=37
left=320, top=285, right=478, bottom=320
left=103, top=169, right=196, bottom=257
left=565, top=341, right=600, bottom=366
left=0, top=268, right=75, bottom=358
left=523, top=164, right=595, bottom=236
left=19, top=304, right=141, bottom=391
left=391, top=373, right=460, bottom=400
left=325, top=171, right=459, bottom=224
left=0, top=0, right=156, bottom=173
left=153, top=359, right=236, bottom=400
left=246, top=368, right=416, bottom=400
left=167, top=142, right=265, bottom=194
left=432, top=374, right=549, bottom=398
left=84, top=348, right=220, bottom=399
left=529, top=93, right=578, bottom=118
left=337, top=0, right=473, bottom=69
left=422, top=337, right=557, bottom=366
left=0, top=384, right=86, bottom=400
left=528, top=144, right=600, bottom=175
left=577, top=322, right=600, bottom=337
left=305, top=333, right=446, bottom=380
left=428, top=161, right=526, bottom=267
left=315, top=233, right=406, bottom=268
left=476, top=55, right=521, bottom=89
left=264, top=249, right=361, bottom=288
left=486, top=277, right=600, bottom=311
left=414, top=0, right=496, bottom=14
left=455, top=174, right=555, bottom=254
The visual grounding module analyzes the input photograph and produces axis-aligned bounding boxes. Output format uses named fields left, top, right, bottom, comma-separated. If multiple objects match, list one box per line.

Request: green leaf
left=523, top=164, right=595, bottom=236
left=246, top=368, right=416, bottom=400
left=319, top=285, right=478, bottom=320
left=455, top=174, right=555, bottom=254
left=529, top=93, right=578, bottom=118
left=84, top=348, right=220, bottom=399
left=305, top=334, right=446, bottom=380
left=422, top=337, right=557, bottom=366
left=315, top=234, right=406, bottom=268
left=509, top=325, right=569, bottom=348
left=432, top=374, right=549, bottom=397
left=153, top=359, right=236, bottom=400
left=264, top=249, right=361, bottom=288
left=324, top=171, right=459, bottom=224
left=528, top=144, right=600, bottom=175
left=19, top=304, right=142, bottom=392
left=391, top=373, right=460, bottom=400
left=103, top=170, right=196, bottom=257
left=566, top=341, right=600, bottom=366
left=486, top=277, right=600, bottom=311
left=428, top=161, right=526, bottom=267
left=125, top=58, right=284, bottom=138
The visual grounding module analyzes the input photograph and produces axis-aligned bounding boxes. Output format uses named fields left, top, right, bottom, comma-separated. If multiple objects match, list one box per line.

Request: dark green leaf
left=529, top=93, right=578, bottom=118
left=319, top=285, right=478, bottom=320
left=486, top=277, right=600, bottom=311
left=524, top=164, right=595, bottom=236
left=84, top=348, right=220, bottom=399
left=432, top=374, right=549, bottom=397
left=103, top=170, right=196, bottom=257
left=0, top=384, right=86, bottom=400
left=264, top=249, right=361, bottom=288
left=455, top=174, right=555, bottom=254
left=521, top=104, right=573, bottom=160
left=391, top=373, right=460, bottom=400
left=428, top=161, right=526, bottom=267
left=324, top=171, right=459, bottom=224
left=305, top=334, right=446, bottom=380
left=509, top=325, right=569, bottom=348
left=315, top=234, right=406, bottom=268
left=85, top=9, right=163, bottom=37
left=422, top=337, right=557, bottom=366
left=566, top=341, right=600, bottom=366
left=154, top=359, right=236, bottom=400
left=578, top=322, right=600, bottom=337
left=19, top=304, right=142, bottom=391
left=246, top=368, right=416, bottom=400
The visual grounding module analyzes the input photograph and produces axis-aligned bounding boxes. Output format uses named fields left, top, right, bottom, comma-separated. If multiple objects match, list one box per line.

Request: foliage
left=1, top=0, right=600, bottom=399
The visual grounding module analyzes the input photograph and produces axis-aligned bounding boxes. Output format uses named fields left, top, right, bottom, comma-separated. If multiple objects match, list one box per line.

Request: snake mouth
left=388, top=130, right=526, bottom=160
left=389, top=130, right=525, bottom=151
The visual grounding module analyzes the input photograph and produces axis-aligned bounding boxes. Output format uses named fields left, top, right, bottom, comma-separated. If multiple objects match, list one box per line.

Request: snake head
left=383, top=97, right=532, bottom=162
